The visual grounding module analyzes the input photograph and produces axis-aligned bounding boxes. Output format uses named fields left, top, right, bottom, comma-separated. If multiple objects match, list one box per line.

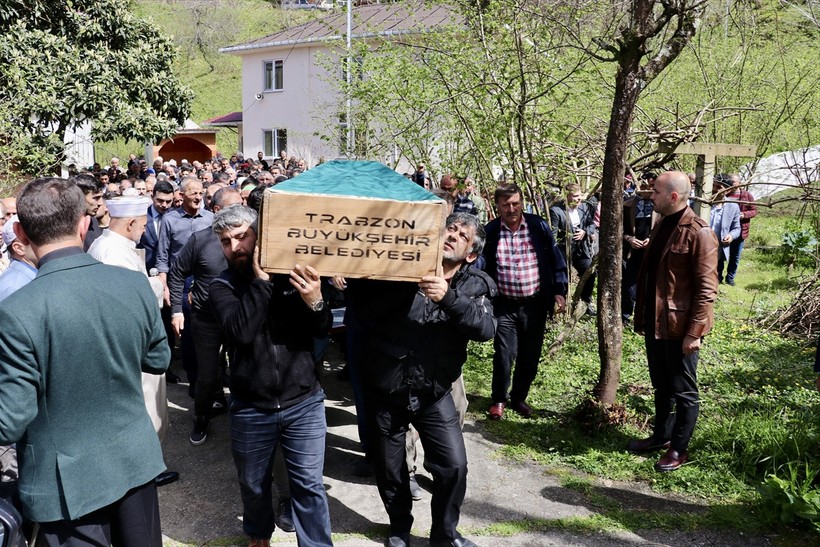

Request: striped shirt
left=496, top=220, right=540, bottom=297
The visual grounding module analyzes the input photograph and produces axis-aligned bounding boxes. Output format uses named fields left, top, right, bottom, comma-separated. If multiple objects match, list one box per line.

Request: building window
left=263, top=60, right=284, bottom=91
left=263, top=129, right=287, bottom=157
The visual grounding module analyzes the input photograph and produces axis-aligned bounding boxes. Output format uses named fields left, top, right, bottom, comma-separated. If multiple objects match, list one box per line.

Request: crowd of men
left=0, top=155, right=759, bottom=547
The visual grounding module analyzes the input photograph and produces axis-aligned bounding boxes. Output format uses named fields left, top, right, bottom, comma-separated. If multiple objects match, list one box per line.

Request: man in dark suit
left=139, top=180, right=175, bottom=272
left=0, top=177, right=170, bottom=546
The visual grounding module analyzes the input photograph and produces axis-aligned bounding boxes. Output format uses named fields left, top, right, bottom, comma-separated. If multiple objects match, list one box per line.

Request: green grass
left=463, top=211, right=820, bottom=538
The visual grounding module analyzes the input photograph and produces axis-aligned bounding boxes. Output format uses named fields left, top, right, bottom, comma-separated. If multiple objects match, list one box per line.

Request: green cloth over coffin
left=271, top=160, right=441, bottom=202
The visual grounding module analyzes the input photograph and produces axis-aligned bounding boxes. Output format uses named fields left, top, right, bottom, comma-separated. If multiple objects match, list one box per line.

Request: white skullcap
left=168, top=159, right=177, bottom=167
left=2, top=215, right=19, bottom=246
left=106, top=196, right=151, bottom=218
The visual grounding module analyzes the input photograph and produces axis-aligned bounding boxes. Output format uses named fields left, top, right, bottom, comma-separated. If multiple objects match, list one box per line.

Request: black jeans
left=491, top=295, right=549, bottom=404
left=366, top=392, right=467, bottom=543
left=645, top=336, right=700, bottom=453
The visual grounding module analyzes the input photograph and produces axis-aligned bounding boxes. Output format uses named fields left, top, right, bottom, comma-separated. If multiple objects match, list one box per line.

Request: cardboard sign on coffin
left=260, top=160, right=447, bottom=281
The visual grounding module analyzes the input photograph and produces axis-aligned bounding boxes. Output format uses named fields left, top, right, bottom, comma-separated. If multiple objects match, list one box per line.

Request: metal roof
left=219, top=3, right=457, bottom=54
left=202, top=112, right=243, bottom=126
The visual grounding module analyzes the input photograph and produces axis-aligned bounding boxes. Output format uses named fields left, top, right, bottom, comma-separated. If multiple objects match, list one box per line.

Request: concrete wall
left=239, top=44, right=342, bottom=167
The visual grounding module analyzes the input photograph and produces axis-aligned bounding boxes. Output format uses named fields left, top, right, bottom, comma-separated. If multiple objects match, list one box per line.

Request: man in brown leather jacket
left=629, top=171, right=719, bottom=472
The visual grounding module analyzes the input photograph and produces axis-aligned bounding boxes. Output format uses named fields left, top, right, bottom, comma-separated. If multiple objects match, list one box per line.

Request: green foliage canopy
left=0, top=0, right=194, bottom=174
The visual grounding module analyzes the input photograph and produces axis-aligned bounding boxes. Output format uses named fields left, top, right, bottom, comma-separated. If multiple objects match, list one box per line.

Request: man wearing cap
left=0, top=213, right=36, bottom=488
left=0, top=215, right=38, bottom=303
left=0, top=177, right=170, bottom=545
left=87, top=196, right=180, bottom=479
left=411, top=163, right=430, bottom=187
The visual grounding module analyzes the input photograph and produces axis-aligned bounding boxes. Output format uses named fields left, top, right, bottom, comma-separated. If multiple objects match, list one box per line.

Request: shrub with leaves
left=759, top=461, right=820, bottom=532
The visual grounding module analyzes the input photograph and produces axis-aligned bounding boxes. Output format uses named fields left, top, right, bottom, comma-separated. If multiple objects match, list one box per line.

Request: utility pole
left=345, top=0, right=354, bottom=157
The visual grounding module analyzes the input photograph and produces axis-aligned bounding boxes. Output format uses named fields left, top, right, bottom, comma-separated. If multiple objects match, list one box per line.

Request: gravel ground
left=157, top=347, right=783, bottom=547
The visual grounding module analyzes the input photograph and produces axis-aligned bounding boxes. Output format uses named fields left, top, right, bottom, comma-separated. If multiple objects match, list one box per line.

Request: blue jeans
left=718, top=237, right=744, bottom=283
left=230, top=390, right=332, bottom=546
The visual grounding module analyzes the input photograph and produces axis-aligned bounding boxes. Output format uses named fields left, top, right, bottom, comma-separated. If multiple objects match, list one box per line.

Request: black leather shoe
left=430, top=537, right=478, bottom=547
left=626, top=437, right=671, bottom=454
left=409, top=473, right=423, bottom=501
left=155, top=471, right=179, bottom=487
left=508, top=400, right=533, bottom=418
left=165, top=371, right=181, bottom=384
left=655, top=449, right=688, bottom=472
left=386, top=532, right=410, bottom=547
left=275, top=498, right=295, bottom=533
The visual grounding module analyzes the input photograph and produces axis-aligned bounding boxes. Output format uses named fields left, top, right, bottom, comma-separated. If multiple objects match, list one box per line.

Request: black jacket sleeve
left=209, top=276, right=273, bottom=346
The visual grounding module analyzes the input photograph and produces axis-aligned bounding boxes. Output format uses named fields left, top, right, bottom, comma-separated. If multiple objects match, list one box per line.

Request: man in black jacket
left=169, top=187, right=241, bottom=445
left=209, top=205, right=332, bottom=547
left=549, top=183, right=598, bottom=315
left=347, top=212, right=497, bottom=547
left=482, top=183, right=568, bottom=420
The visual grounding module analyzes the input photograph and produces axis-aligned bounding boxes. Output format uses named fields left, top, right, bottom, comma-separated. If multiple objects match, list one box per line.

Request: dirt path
left=157, top=349, right=777, bottom=547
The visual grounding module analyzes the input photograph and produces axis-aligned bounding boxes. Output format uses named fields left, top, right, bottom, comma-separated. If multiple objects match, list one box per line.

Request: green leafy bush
left=777, top=222, right=818, bottom=271
left=759, top=461, right=820, bottom=532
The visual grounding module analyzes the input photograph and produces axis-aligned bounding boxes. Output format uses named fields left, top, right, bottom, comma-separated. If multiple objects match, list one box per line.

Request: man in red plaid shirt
left=480, top=183, right=568, bottom=420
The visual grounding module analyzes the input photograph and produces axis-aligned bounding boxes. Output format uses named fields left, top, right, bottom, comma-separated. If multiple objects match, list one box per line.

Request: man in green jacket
left=0, top=177, right=170, bottom=546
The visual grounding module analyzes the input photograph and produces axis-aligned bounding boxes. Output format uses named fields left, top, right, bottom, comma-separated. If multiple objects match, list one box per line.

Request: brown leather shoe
left=655, top=449, right=688, bottom=472
left=488, top=402, right=505, bottom=420
left=626, top=437, right=671, bottom=454
left=249, top=539, right=270, bottom=547
left=509, top=400, right=533, bottom=418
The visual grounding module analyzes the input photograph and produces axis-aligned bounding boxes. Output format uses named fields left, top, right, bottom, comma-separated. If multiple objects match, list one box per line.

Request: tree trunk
left=594, top=50, right=644, bottom=405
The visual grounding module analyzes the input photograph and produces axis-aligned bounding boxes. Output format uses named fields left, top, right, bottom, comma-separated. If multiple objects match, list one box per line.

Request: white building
left=218, top=3, right=454, bottom=168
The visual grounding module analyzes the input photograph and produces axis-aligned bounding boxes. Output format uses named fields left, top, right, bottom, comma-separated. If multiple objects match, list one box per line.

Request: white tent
left=742, top=145, right=820, bottom=199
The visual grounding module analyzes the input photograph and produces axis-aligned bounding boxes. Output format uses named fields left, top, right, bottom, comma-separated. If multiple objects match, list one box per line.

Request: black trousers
left=571, top=255, right=596, bottom=304
left=38, top=480, right=161, bottom=547
left=622, top=248, right=645, bottom=317
left=180, top=278, right=198, bottom=398
left=645, top=336, right=700, bottom=453
left=192, top=312, right=226, bottom=418
left=160, top=304, right=175, bottom=369
left=366, top=392, right=467, bottom=543
left=491, top=295, right=549, bottom=404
